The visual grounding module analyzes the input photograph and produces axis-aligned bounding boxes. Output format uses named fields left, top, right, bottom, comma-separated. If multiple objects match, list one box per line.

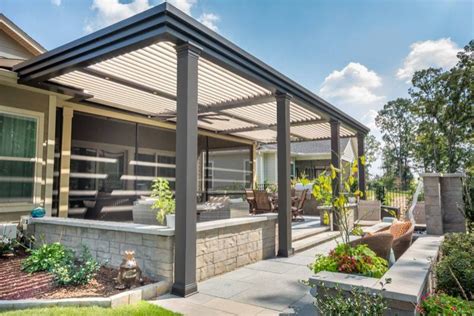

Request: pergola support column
left=330, top=119, right=341, bottom=197
left=172, top=42, right=202, bottom=297
left=357, top=133, right=366, bottom=199
left=276, top=92, right=293, bottom=257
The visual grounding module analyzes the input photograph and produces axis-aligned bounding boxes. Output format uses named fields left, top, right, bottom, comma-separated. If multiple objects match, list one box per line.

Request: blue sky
left=1, top=0, right=472, bottom=172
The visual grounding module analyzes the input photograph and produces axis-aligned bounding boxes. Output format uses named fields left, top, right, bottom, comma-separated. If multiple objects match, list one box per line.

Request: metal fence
left=366, top=184, right=424, bottom=213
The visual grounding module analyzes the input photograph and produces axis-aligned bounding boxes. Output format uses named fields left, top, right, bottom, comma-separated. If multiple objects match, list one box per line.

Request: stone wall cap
left=197, top=213, right=278, bottom=232
left=29, top=217, right=175, bottom=236
left=421, top=172, right=465, bottom=178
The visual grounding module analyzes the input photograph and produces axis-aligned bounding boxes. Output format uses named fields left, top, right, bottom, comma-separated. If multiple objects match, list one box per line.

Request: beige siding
left=0, top=30, right=34, bottom=60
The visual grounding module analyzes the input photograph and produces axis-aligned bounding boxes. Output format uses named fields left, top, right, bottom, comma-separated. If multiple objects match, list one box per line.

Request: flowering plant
left=310, top=243, right=388, bottom=278
left=417, top=292, right=474, bottom=315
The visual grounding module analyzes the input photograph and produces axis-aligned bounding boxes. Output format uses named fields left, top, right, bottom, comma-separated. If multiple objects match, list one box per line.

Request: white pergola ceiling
left=51, top=41, right=357, bottom=142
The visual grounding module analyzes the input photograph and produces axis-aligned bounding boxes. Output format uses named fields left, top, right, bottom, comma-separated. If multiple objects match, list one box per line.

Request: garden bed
left=0, top=254, right=153, bottom=300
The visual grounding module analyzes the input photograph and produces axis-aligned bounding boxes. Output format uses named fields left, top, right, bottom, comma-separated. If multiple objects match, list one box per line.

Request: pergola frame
left=14, top=3, right=369, bottom=297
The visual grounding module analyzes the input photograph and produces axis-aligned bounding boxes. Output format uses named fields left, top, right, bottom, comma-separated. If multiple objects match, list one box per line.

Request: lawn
left=0, top=301, right=180, bottom=316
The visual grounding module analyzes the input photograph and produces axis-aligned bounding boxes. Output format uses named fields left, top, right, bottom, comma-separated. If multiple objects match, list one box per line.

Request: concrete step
left=293, top=231, right=340, bottom=253
left=292, top=226, right=330, bottom=242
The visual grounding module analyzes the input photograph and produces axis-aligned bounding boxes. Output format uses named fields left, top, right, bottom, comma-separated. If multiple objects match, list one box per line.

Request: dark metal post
left=276, top=92, right=293, bottom=257
left=357, top=133, right=366, bottom=200
left=330, top=119, right=341, bottom=198
left=172, top=42, right=201, bottom=297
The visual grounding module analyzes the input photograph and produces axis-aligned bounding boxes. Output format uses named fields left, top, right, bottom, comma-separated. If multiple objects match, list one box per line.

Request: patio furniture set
left=245, top=189, right=309, bottom=221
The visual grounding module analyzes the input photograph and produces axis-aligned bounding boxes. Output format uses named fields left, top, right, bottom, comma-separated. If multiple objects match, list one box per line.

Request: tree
left=364, top=134, right=381, bottom=180
left=409, top=40, right=473, bottom=173
left=375, top=98, right=415, bottom=189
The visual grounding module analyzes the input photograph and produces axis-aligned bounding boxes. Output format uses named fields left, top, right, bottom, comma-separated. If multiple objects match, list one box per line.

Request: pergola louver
left=13, top=2, right=369, bottom=297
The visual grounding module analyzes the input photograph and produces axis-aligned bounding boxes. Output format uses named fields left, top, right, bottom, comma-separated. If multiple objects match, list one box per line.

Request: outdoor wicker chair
left=253, top=190, right=276, bottom=214
left=348, top=232, right=394, bottom=261
left=291, top=189, right=308, bottom=221
left=392, top=222, right=414, bottom=260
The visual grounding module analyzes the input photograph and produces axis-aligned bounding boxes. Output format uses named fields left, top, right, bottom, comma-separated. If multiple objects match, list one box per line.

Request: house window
left=0, top=107, right=43, bottom=205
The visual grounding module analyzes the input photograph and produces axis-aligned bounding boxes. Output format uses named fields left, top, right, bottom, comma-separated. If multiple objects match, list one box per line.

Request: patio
left=12, top=2, right=369, bottom=297
left=152, top=237, right=344, bottom=316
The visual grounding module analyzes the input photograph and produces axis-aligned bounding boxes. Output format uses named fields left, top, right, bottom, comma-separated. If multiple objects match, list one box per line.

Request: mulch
left=0, top=254, right=153, bottom=300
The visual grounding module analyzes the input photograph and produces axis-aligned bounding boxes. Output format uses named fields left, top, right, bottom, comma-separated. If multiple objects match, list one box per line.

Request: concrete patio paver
left=151, top=236, right=347, bottom=315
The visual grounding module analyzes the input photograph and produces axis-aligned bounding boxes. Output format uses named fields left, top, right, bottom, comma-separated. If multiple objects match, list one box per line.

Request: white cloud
left=84, top=0, right=220, bottom=34
left=84, top=0, right=152, bottom=33
left=396, top=38, right=460, bottom=83
left=361, top=109, right=378, bottom=130
left=51, top=0, right=61, bottom=5
left=168, top=0, right=196, bottom=15
left=198, top=13, right=220, bottom=31
left=319, top=62, right=385, bottom=110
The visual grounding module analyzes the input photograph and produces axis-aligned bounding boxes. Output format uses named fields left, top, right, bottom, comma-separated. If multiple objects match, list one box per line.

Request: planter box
left=309, top=236, right=443, bottom=315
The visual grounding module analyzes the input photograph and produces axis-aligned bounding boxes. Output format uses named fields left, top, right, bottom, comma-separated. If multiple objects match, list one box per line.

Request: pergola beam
left=219, top=119, right=327, bottom=134
left=80, top=68, right=178, bottom=102
left=198, top=94, right=275, bottom=113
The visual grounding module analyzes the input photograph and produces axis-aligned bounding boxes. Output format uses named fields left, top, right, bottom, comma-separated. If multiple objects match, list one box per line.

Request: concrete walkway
left=151, top=237, right=343, bottom=315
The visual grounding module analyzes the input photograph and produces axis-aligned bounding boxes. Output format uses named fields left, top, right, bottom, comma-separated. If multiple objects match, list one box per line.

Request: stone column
left=422, top=174, right=444, bottom=235
left=276, top=92, right=293, bottom=257
left=440, top=174, right=466, bottom=233
left=172, top=42, right=201, bottom=297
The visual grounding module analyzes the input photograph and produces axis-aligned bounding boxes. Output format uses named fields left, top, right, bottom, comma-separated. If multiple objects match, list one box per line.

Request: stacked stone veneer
left=196, top=216, right=277, bottom=281
left=27, top=218, right=174, bottom=281
left=422, top=173, right=465, bottom=235
left=26, top=214, right=278, bottom=283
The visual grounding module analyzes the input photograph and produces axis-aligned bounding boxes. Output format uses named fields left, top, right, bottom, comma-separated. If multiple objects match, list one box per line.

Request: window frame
left=0, top=105, right=44, bottom=212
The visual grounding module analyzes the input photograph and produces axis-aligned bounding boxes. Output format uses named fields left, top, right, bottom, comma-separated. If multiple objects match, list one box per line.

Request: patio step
left=292, top=226, right=330, bottom=242
left=293, top=231, right=340, bottom=253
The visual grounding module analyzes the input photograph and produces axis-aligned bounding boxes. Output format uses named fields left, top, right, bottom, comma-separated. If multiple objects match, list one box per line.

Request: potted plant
left=151, top=178, right=176, bottom=228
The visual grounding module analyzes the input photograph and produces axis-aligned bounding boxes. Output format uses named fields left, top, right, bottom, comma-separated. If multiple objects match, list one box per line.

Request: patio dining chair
left=291, top=189, right=308, bottom=221
left=245, top=189, right=256, bottom=214
left=390, top=221, right=414, bottom=260
left=253, top=190, right=277, bottom=214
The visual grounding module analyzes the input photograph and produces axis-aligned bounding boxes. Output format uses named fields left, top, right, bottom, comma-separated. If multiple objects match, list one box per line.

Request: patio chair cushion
left=389, top=220, right=412, bottom=239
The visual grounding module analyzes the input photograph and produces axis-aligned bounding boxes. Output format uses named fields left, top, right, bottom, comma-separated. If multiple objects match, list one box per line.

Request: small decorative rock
left=115, top=251, right=143, bottom=289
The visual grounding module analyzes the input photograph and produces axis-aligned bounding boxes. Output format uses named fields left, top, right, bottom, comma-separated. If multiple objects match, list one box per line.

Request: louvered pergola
left=14, top=3, right=369, bottom=297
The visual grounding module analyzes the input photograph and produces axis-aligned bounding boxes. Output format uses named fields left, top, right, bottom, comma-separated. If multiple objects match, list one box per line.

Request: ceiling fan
left=154, top=113, right=230, bottom=125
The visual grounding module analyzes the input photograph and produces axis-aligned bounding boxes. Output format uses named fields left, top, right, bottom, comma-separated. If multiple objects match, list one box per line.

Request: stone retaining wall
left=26, top=214, right=278, bottom=283
left=27, top=217, right=174, bottom=281
left=196, top=216, right=277, bottom=281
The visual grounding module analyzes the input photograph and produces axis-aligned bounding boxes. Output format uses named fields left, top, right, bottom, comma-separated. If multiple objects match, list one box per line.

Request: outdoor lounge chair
left=291, top=189, right=308, bottom=221
left=391, top=222, right=414, bottom=260
left=253, top=190, right=276, bottom=214
left=348, top=232, right=394, bottom=261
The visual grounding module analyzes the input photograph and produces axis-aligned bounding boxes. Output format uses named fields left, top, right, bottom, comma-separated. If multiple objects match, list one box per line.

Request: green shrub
left=419, top=293, right=474, bottom=315
left=310, top=244, right=388, bottom=278
left=315, top=281, right=390, bottom=315
left=22, top=242, right=73, bottom=273
left=52, top=246, right=100, bottom=286
left=436, top=233, right=474, bottom=299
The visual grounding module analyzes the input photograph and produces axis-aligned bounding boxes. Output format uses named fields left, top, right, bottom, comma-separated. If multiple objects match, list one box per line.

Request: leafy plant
left=310, top=243, right=388, bottom=278
left=418, top=293, right=474, bottom=315
left=151, top=178, right=176, bottom=224
left=312, top=158, right=364, bottom=244
left=315, top=279, right=391, bottom=315
left=0, top=235, right=16, bottom=256
left=436, top=233, right=474, bottom=300
left=22, top=242, right=74, bottom=273
left=52, top=246, right=100, bottom=286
